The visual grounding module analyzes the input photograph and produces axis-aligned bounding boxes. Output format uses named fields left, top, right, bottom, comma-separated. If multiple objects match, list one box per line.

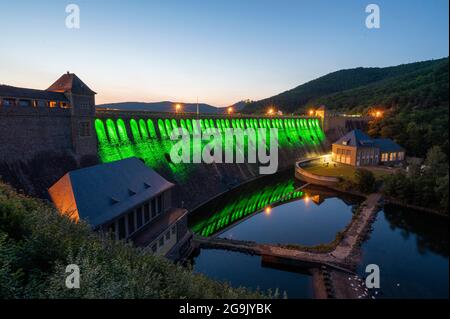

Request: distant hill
left=243, top=57, right=449, bottom=114
left=98, top=99, right=252, bottom=114
left=97, top=101, right=226, bottom=114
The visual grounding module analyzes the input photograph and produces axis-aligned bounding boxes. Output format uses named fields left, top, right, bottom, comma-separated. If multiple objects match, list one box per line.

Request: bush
left=354, top=169, right=376, bottom=193
left=0, top=182, right=264, bottom=299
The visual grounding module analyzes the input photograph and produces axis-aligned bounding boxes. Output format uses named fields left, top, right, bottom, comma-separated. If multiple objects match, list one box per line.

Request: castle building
left=49, top=157, right=192, bottom=261
left=332, top=129, right=405, bottom=167
left=0, top=73, right=97, bottom=162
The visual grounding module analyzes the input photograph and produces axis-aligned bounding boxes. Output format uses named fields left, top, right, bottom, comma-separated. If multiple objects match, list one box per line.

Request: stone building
left=0, top=72, right=97, bottom=163
left=48, top=157, right=192, bottom=261
left=332, top=129, right=405, bottom=167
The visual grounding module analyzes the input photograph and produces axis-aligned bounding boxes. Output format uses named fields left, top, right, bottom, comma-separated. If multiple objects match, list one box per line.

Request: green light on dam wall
left=190, top=179, right=306, bottom=237
left=95, top=117, right=325, bottom=182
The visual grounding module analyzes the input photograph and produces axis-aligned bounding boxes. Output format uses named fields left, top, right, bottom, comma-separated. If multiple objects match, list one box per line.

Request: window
left=390, top=153, right=397, bottom=161
left=128, top=212, right=135, bottom=234
left=398, top=152, right=405, bottom=161
left=171, top=226, right=176, bottom=235
left=136, top=207, right=143, bottom=228
left=156, top=195, right=162, bottom=214
left=165, top=231, right=170, bottom=240
left=49, top=101, right=57, bottom=108
left=151, top=244, right=157, bottom=253
left=118, top=217, right=126, bottom=239
left=36, top=100, right=47, bottom=107
left=60, top=102, right=70, bottom=109
left=19, top=99, right=31, bottom=107
left=108, top=223, right=116, bottom=239
left=2, top=98, right=15, bottom=106
left=159, top=237, right=164, bottom=247
left=151, top=198, right=157, bottom=218
left=79, top=121, right=91, bottom=137
left=144, top=203, right=150, bottom=223
left=381, top=153, right=388, bottom=162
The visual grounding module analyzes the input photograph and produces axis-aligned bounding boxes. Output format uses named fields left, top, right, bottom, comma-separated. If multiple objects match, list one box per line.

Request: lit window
left=49, top=101, right=57, bottom=108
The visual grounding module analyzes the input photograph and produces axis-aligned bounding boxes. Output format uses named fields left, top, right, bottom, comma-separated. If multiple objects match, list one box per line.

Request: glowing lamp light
left=267, top=108, right=274, bottom=115
left=228, top=107, right=233, bottom=114
left=309, top=110, right=314, bottom=116
left=175, top=103, right=182, bottom=113
left=265, top=206, right=272, bottom=215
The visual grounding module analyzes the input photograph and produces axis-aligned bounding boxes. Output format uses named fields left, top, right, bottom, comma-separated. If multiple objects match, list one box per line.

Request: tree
left=355, top=169, right=376, bottom=193
left=424, top=146, right=448, bottom=177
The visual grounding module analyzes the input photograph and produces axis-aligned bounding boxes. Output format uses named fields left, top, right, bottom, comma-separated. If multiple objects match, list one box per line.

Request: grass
left=303, top=162, right=391, bottom=182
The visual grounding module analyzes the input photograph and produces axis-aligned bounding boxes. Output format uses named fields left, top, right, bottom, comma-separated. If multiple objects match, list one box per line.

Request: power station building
left=49, top=157, right=192, bottom=261
left=332, top=129, right=405, bottom=167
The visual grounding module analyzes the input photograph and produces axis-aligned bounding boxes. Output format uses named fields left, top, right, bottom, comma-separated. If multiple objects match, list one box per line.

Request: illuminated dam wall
left=94, top=111, right=327, bottom=209
left=189, top=177, right=306, bottom=237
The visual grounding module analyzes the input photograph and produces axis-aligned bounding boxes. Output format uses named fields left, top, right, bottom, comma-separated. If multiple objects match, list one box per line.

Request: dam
left=0, top=73, right=361, bottom=208
left=93, top=111, right=326, bottom=208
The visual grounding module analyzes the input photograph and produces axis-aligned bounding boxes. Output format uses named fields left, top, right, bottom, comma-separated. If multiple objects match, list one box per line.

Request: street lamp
left=228, top=107, right=233, bottom=115
left=267, top=108, right=274, bottom=115
left=309, top=109, right=314, bottom=116
left=175, top=103, right=182, bottom=113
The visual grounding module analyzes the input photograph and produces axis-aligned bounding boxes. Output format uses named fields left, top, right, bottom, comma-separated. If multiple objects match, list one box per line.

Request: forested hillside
left=243, top=58, right=448, bottom=114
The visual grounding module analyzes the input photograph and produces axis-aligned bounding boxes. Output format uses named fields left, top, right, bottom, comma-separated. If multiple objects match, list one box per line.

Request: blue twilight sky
left=0, top=0, right=448, bottom=106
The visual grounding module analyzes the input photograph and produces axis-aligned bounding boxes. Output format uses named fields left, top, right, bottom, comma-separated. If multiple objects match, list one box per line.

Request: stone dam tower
left=0, top=73, right=98, bottom=196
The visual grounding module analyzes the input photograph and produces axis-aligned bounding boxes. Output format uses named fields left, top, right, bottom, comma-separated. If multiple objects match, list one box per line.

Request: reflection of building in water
left=310, top=194, right=323, bottom=205
left=190, top=178, right=362, bottom=238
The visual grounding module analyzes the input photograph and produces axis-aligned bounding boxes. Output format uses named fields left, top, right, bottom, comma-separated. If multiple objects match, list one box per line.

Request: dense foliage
left=0, top=182, right=264, bottom=299
left=354, top=169, right=376, bottom=194
left=243, top=58, right=448, bottom=114
left=382, top=146, right=449, bottom=213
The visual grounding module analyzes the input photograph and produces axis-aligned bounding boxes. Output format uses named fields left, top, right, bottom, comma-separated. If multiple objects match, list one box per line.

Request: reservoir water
left=357, top=205, right=449, bottom=299
left=189, top=172, right=449, bottom=298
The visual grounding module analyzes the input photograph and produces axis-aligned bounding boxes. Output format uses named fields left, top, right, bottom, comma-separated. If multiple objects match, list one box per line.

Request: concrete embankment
left=294, top=158, right=340, bottom=187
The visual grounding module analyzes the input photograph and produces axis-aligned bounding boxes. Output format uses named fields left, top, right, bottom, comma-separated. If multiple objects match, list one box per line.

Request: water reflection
left=358, top=205, right=449, bottom=299
left=192, top=249, right=314, bottom=298
left=189, top=172, right=362, bottom=245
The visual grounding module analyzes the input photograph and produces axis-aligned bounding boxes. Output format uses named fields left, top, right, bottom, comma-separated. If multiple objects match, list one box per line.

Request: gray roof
left=49, top=158, right=174, bottom=228
left=333, top=129, right=375, bottom=147
left=374, top=138, right=404, bottom=152
left=333, top=129, right=404, bottom=153
left=0, top=85, right=69, bottom=102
